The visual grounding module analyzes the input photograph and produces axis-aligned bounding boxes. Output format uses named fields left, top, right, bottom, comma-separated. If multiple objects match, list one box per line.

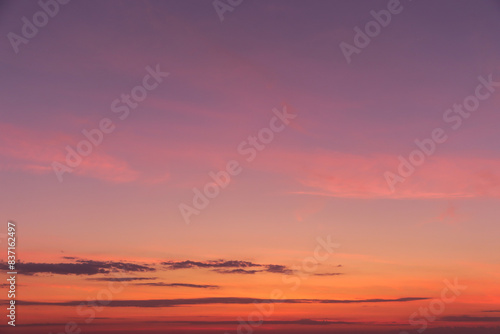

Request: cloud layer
left=17, top=297, right=429, bottom=308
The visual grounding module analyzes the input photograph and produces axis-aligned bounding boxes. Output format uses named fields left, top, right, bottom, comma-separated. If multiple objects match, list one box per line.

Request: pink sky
left=0, top=0, right=499, bottom=333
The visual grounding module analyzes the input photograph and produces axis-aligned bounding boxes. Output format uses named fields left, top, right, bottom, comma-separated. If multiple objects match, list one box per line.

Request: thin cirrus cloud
left=0, top=121, right=175, bottom=185
left=127, top=319, right=370, bottom=326
left=135, top=282, right=219, bottom=289
left=5, top=114, right=500, bottom=199
left=253, top=149, right=500, bottom=199
left=212, top=266, right=293, bottom=275
left=438, top=316, right=500, bottom=322
left=211, top=269, right=342, bottom=276
left=313, top=273, right=344, bottom=276
left=6, top=319, right=369, bottom=328
left=86, top=277, right=158, bottom=282
left=16, top=296, right=429, bottom=308
left=0, top=122, right=140, bottom=183
left=9, top=323, right=500, bottom=334
left=213, top=269, right=262, bottom=275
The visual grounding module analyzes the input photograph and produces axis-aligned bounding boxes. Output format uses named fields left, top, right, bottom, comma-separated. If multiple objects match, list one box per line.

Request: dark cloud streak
left=16, top=296, right=429, bottom=308
left=135, top=282, right=219, bottom=289
left=87, top=277, right=157, bottom=282
left=163, top=259, right=325, bottom=275
left=439, top=316, right=500, bottom=322
left=0, top=260, right=155, bottom=275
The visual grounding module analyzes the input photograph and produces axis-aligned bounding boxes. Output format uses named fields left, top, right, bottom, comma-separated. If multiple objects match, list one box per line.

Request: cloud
left=87, top=277, right=157, bottom=282
left=213, top=269, right=261, bottom=274
left=313, top=273, right=343, bottom=276
left=214, top=266, right=293, bottom=275
left=162, top=260, right=261, bottom=270
left=265, top=264, right=294, bottom=274
left=252, top=149, right=500, bottom=199
left=3, top=257, right=338, bottom=278
left=439, top=315, right=500, bottom=322
left=0, top=283, right=26, bottom=288
left=7, top=321, right=500, bottom=334
left=16, top=296, right=429, bottom=308
left=162, top=259, right=297, bottom=275
left=0, top=122, right=140, bottom=183
left=142, top=318, right=367, bottom=326
left=135, top=282, right=219, bottom=289
left=0, top=260, right=155, bottom=276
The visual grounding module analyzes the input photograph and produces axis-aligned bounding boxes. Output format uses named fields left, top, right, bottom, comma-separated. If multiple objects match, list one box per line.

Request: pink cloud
left=0, top=122, right=140, bottom=183
left=249, top=148, right=500, bottom=199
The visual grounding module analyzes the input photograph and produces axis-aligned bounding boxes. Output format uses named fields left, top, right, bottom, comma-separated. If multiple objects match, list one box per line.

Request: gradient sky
left=0, top=0, right=499, bottom=333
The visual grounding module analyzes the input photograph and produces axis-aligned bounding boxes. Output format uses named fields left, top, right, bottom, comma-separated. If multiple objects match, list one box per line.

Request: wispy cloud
left=0, top=122, right=140, bottom=183
left=139, top=318, right=369, bottom=326
left=312, top=273, right=344, bottom=276
left=16, top=296, right=429, bottom=308
left=439, top=315, right=500, bottom=322
left=213, top=269, right=261, bottom=275
left=135, top=282, right=219, bottom=289
left=86, top=277, right=157, bottom=282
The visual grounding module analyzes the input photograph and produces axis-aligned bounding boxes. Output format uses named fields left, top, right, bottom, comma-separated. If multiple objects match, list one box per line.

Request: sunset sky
left=1, top=0, right=499, bottom=333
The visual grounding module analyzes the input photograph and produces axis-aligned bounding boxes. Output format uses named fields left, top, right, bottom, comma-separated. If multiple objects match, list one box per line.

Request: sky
left=0, top=0, right=499, bottom=333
